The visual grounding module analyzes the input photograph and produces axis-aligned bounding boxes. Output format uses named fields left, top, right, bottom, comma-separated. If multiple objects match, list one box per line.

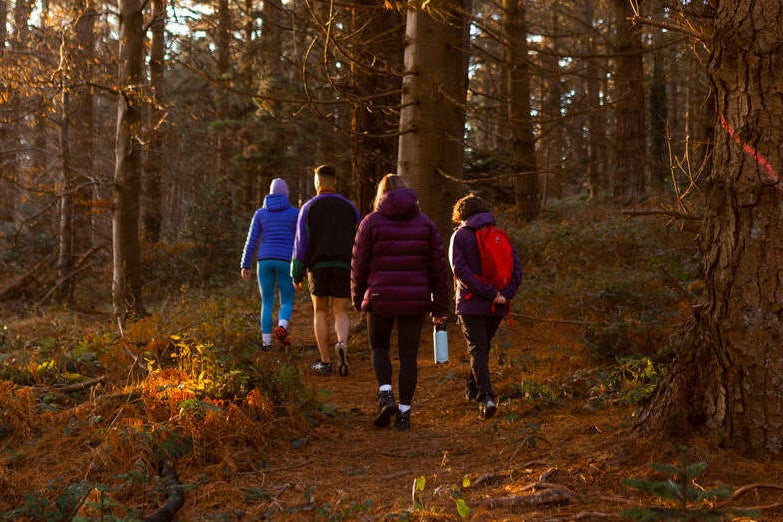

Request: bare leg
left=311, top=294, right=332, bottom=362
left=332, top=297, right=350, bottom=344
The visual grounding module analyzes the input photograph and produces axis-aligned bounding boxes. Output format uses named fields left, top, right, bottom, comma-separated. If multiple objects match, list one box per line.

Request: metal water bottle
left=433, top=323, right=449, bottom=364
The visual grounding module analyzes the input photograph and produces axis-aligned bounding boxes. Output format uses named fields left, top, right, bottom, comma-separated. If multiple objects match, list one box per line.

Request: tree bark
left=611, top=0, right=646, bottom=205
left=58, top=0, right=96, bottom=304
left=504, top=0, right=539, bottom=222
left=397, top=0, right=470, bottom=230
left=350, top=0, right=403, bottom=214
left=143, top=0, right=166, bottom=243
left=639, top=0, right=783, bottom=457
left=113, top=0, right=145, bottom=321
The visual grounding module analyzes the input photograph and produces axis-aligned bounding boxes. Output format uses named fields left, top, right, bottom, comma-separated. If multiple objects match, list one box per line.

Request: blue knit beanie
left=270, top=178, right=289, bottom=197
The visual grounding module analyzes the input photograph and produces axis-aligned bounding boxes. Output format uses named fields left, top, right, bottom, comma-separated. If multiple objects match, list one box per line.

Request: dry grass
left=1, top=202, right=782, bottom=521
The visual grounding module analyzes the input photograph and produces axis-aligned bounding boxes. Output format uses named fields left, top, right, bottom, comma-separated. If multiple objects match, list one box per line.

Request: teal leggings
left=256, top=259, right=294, bottom=334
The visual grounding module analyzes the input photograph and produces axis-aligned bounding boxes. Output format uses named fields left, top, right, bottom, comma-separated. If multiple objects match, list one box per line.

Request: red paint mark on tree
left=718, top=113, right=780, bottom=190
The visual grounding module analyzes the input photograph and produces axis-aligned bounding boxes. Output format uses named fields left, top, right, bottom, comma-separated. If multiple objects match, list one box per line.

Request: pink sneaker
left=274, top=326, right=290, bottom=346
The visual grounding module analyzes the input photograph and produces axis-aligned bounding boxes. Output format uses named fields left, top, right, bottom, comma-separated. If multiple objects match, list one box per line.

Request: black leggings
left=367, top=313, right=426, bottom=406
left=458, top=314, right=503, bottom=401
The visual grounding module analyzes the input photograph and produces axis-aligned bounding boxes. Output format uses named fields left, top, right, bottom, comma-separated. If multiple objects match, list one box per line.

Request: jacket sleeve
left=240, top=210, right=262, bottom=269
left=450, top=227, right=497, bottom=301
left=350, top=216, right=371, bottom=311
left=290, top=203, right=309, bottom=282
left=427, top=221, right=451, bottom=317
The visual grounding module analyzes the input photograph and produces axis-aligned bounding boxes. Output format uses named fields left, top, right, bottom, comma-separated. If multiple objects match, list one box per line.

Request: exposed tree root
left=144, top=460, right=185, bottom=522
left=479, top=483, right=576, bottom=508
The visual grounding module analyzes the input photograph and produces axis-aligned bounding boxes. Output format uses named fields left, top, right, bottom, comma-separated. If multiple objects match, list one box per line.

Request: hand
left=294, top=281, right=304, bottom=291
left=432, top=315, right=448, bottom=325
left=241, top=268, right=252, bottom=281
left=493, top=293, right=507, bottom=305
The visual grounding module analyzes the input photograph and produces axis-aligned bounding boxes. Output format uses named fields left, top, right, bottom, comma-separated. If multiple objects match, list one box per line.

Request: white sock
left=398, top=404, right=411, bottom=413
left=278, top=320, right=288, bottom=329
left=262, top=333, right=272, bottom=345
left=379, top=384, right=392, bottom=392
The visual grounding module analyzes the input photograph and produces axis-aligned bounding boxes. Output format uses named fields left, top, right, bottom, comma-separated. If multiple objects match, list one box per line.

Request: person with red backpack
left=449, top=194, right=522, bottom=419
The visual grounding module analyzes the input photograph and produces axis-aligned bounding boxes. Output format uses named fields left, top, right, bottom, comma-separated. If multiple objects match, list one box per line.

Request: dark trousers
left=458, top=314, right=503, bottom=401
left=367, top=313, right=426, bottom=406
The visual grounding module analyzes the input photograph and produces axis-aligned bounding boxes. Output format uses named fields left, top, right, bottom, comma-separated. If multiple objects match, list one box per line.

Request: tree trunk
left=585, top=5, right=609, bottom=200
left=639, top=1, right=783, bottom=458
left=350, top=0, right=403, bottom=215
left=540, top=8, right=563, bottom=204
left=215, top=0, right=231, bottom=179
left=504, top=0, right=538, bottom=222
left=611, top=0, right=645, bottom=205
left=143, top=0, right=166, bottom=243
left=398, top=0, right=470, bottom=230
left=112, top=0, right=145, bottom=321
left=58, top=0, right=96, bottom=304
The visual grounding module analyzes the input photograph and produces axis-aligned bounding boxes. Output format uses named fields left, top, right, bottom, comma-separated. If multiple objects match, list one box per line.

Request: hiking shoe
left=394, top=410, right=410, bottom=431
left=261, top=343, right=272, bottom=352
left=479, top=399, right=497, bottom=419
left=373, top=390, right=397, bottom=427
left=335, top=341, right=349, bottom=376
left=311, top=360, right=334, bottom=376
left=274, top=326, right=290, bottom=346
left=465, top=378, right=479, bottom=402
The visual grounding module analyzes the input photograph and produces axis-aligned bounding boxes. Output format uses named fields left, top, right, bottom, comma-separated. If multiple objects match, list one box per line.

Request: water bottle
left=433, top=323, right=448, bottom=364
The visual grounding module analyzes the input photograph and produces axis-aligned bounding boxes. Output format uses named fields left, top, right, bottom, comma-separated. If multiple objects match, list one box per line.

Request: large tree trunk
left=398, top=0, right=470, bottom=230
left=639, top=1, right=783, bottom=458
left=611, top=0, right=645, bottom=205
left=350, top=1, right=403, bottom=215
left=112, top=0, right=145, bottom=321
left=503, top=0, right=538, bottom=222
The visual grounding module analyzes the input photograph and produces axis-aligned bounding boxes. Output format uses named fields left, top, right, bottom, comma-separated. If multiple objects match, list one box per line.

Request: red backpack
left=475, top=224, right=514, bottom=291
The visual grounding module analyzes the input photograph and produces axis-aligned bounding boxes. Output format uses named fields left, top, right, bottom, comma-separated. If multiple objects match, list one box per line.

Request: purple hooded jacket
left=351, top=187, right=450, bottom=318
left=449, top=211, right=522, bottom=316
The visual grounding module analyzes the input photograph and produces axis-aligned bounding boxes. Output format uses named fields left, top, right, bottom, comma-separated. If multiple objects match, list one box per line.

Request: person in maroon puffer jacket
left=449, top=194, right=522, bottom=420
left=351, top=174, right=450, bottom=431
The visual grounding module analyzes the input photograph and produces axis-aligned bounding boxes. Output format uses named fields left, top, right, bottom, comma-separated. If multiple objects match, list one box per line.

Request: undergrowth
left=0, top=200, right=700, bottom=519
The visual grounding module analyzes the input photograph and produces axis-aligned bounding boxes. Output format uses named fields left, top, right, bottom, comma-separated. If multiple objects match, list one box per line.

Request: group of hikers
left=240, top=165, right=522, bottom=431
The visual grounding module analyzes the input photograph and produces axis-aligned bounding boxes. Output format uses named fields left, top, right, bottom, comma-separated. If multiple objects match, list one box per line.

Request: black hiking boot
left=373, top=390, right=397, bottom=427
left=394, top=410, right=410, bottom=431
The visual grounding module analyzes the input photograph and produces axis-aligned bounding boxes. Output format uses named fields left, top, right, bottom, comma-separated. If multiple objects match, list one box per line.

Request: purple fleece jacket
left=351, top=187, right=450, bottom=317
left=449, top=211, right=522, bottom=316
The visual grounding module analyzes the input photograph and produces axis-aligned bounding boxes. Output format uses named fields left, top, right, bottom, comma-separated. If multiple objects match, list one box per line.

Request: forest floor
left=3, top=201, right=783, bottom=521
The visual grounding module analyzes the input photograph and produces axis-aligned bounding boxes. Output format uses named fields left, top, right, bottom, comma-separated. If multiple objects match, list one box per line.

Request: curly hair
left=451, top=194, right=490, bottom=223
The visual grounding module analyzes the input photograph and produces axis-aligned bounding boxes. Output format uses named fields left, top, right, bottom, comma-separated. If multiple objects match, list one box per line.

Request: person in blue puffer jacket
left=241, top=178, right=300, bottom=350
left=351, top=174, right=450, bottom=431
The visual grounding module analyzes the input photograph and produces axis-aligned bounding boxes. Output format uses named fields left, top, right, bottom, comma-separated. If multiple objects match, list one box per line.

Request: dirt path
left=208, top=311, right=643, bottom=521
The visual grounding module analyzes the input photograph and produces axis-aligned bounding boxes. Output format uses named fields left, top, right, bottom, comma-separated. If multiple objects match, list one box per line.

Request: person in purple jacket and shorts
left=240, top=178, right=300, bottom=350
left=351, top=174, right=450, bottom=431
left=449, top=194, right=522, bottom=419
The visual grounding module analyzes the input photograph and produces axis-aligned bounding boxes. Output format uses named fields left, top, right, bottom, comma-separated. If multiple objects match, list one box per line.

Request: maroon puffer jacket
left=351, top=187, right=450, bottom=317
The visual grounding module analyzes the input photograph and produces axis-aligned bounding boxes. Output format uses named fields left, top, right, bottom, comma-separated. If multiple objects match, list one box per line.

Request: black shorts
left=308, top=267, right=350, bottom=298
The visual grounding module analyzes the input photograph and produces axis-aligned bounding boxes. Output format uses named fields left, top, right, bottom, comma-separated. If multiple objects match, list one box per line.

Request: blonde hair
left=373, top=174, right=407, bottom=210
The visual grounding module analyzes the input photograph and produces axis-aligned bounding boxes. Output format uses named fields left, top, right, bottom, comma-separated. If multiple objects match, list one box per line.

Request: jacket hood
left=270, top=177, right=289, bottom=197
left=377, top=187, right=420, bottom=220
left=263, top=192, right=292, bottom=211
left=464, top=211, right=495, bottom=229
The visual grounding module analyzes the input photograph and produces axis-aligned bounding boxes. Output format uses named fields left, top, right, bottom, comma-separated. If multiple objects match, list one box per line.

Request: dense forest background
left=4, top=0, right=783, bottom=520
left=0, top=0, right=712, bottom=313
